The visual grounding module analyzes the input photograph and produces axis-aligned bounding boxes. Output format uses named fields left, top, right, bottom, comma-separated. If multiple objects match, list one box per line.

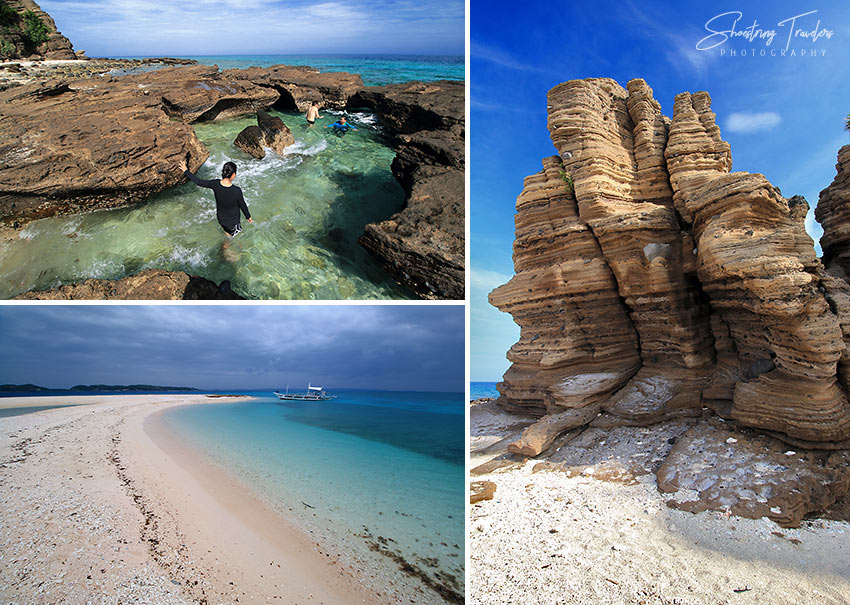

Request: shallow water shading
left=0, top=109, right=410, bottom=299
left=160, top=391, right=464, bottom=601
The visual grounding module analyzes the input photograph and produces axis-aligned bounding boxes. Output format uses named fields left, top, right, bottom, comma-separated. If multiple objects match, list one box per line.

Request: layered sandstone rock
left=13, top=269, right=245, bottom=300
left=226, top=65, right=363, bottom=112
left=493, top=77, right=850, bottom=455
left=0, top=77, right=209, bottom=225
left=0, top=0, right=76, bottom=60
left=816, top=145, right=850, bottom=276
left=355, top=81, right=465, bottom=299
left=134, top=65, right=279, bottom=122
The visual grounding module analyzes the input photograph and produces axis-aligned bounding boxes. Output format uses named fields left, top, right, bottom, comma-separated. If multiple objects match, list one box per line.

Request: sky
left=0, top=305, right=464, bottom=392
left=472, top=0, right=850, bottom=381
left=39, top=0, right=464, bottom=56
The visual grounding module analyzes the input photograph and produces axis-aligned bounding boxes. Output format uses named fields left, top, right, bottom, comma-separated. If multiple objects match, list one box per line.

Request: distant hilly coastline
left=0, top=384, right=200, bottom=393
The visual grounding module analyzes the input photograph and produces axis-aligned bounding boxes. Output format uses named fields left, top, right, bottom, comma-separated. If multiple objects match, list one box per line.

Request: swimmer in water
left=179, top=160, right=253, bottom=246
left=306, top=101, right=323, bottom=126
left=325, top=116, right=357, bottom=135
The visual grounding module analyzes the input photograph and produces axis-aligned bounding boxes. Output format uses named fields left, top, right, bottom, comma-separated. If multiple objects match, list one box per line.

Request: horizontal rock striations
left=0, top=76, right=210, bottom=225
left=493, top=77, right=850, bottom=458
left=817, top=145, right=850, bottom=278
left=355, top=81, right=465, bottom=299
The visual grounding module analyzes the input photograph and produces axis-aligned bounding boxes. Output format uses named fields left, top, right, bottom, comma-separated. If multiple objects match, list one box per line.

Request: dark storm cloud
left=0, top=305, right=464, bottom=392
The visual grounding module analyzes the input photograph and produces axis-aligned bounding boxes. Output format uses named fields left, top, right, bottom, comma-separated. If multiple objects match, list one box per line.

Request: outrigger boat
left=274, top=383, right=336, bottom=401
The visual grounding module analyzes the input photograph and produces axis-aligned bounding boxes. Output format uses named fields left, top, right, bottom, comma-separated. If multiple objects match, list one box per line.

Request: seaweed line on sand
left=356, top=528, right=463, bottom=604
left=107, top=423, right=213, bottom=604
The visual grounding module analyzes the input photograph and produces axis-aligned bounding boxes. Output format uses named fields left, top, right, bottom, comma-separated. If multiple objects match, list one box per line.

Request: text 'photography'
left=471, top=1, right=850, bottom=604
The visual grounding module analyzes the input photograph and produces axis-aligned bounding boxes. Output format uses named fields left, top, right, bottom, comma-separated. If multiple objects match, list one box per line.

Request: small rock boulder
left=233, top=111, right=294, bottom=159
left=234, top=125, right=266, bottom=159
left=257, top=110, right=294, bottom=154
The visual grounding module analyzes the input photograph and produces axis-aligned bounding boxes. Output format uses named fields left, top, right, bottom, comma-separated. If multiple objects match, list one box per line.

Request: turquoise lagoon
left=0, top=55, right=463, bottom=300
left=158, top=389, right=465, bottom=601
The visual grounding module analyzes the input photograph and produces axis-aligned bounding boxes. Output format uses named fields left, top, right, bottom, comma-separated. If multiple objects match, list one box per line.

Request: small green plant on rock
left=22, top=10, right=48, bottom=46
left=845, top=112, right=850, bottom=133
left=0, top=1, right=18, bottom=27
left=0, top=38, right=14, bottom=58
left=558, top=168, right=575, bottom=197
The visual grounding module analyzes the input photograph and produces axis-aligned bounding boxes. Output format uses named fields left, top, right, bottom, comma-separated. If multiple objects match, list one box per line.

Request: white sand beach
left=0, top=395, right=386, bottom=604
left=469, top=399, right=850, bottom=605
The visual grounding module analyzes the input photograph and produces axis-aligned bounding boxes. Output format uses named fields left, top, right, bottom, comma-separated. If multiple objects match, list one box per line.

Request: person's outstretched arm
left=179, top=160, right=216, bottom=188
left=238, top=190, right=253, bottom=223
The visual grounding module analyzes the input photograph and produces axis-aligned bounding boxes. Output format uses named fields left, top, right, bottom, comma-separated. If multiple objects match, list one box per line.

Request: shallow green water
left=0, top=110, right=411, bottom=299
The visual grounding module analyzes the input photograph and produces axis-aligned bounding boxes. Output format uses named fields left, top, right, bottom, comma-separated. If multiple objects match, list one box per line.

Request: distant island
left=0, top=384, right=200, bottom=393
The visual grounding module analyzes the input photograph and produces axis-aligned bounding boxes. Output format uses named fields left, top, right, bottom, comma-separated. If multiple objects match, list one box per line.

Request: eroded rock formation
left=0, top=62, right=464, bottom=300
left=491, top=79, right=850, bottom=453
left=354, top=81, right=465, bottom=299
left=492, top=78, right=850, bottom=474
left=0, top=77, right=210, bottom=225
left=226, top=65, right=363, bottom=112
left=0, top=0, right=76, bottom=60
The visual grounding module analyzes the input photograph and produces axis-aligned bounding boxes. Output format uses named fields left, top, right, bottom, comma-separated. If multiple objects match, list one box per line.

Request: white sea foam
left=167, top=245, right=210, bottom=268
left=77, top=258, right=123, bottom=279
left=18, top=225, right=39, bottom=240
left=285, top=139, right=329, bottom=157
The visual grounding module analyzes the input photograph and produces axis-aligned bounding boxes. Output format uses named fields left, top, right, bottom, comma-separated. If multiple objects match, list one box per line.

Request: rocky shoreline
left=0, top=60, right=464, bottom=299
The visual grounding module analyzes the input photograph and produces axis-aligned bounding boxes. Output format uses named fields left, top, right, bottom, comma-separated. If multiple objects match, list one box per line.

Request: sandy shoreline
left=469, top=399, right=850, bottom=605
left=0, top=395, right=384, bottom=603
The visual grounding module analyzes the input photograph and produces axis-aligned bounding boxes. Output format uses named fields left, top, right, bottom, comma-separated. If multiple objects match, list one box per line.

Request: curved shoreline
left=0, top=395, right=385, bottom=603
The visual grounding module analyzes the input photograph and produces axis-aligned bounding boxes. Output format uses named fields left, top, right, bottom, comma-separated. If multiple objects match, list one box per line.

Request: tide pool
left=159, top=390, right=464, bottom=601
left=0, top=109, right=411, bottom=299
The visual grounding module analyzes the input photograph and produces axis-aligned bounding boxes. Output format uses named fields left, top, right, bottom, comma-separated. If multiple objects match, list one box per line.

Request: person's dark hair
left=222, top=161, right=237, bottom=179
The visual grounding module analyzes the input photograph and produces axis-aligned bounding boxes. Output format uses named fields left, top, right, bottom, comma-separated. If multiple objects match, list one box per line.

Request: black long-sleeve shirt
left=184, top=170, right=251, bottom=227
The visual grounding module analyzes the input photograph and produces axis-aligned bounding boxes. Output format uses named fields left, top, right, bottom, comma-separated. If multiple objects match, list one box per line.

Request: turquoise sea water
left=0, top=55, right=463, bottom=300
left=470, top=381, right=500, bottom=400
left=181, top=54, right=465, bottom=86
left=159, top=389, right=464, bottom=601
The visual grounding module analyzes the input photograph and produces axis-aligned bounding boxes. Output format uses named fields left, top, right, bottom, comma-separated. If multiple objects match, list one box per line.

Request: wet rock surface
left=13, top=269, right=245, bottom=300
left=489, top=77, right=850, bottom=522
left=234, top=110, right=295, bottom=159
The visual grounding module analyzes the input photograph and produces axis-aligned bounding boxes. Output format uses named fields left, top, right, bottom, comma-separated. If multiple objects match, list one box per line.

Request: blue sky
left=0, top=305, right=464, bottom=392
left=472, top=0, right=850, bottom=381
left=39, top=0, right=464, bottom=56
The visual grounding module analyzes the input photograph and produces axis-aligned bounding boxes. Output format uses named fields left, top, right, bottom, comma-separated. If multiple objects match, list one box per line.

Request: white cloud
left=470, top=267, right=512, bottom=293
left=725, top=111, right=782, bottom=133
left=471, top=41, right=548, bottom=73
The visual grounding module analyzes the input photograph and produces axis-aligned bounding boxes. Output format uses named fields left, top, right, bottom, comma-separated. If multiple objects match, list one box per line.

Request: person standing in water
left=326, top=115, right=358, bottom=135
left=179, top=160, right=253, bottom=240
left=305, top=100, right=323, bottom=126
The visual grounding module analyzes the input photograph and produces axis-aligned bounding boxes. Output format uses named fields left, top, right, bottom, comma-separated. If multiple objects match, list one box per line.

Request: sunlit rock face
left=492, top=77, right=850, bottom=455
